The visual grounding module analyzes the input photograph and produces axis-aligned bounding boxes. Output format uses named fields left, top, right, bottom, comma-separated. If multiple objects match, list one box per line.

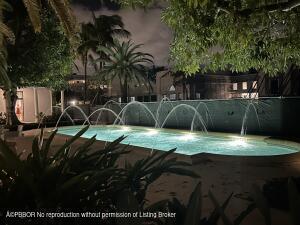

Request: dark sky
left=71, top=1, right=172, bottom=74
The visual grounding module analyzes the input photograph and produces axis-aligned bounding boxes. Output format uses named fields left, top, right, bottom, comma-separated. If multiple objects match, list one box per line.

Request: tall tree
left=77, top=13, right=130, bottom=103
left=119, top=0, right=300, bottom=75
left=0, top=0, right=76, bottom=126
left=145, top=65, right=165, bottom=100
left=96, top=40, right=153, bottom=102
left=7, top=9, right=74, bottom=90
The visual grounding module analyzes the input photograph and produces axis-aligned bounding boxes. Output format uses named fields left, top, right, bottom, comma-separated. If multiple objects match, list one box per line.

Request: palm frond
left=22, top=0, right=42, bottom=32
left=0, top=22, right=15, bottom=44
left=48, top=0, right=77, bottom=38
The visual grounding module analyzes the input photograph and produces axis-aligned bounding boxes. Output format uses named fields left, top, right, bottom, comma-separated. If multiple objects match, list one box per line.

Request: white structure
left=0, top=87, right=52, bottom=123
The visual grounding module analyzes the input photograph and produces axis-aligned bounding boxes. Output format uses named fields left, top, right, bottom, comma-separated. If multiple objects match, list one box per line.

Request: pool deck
left=6, top=128, right=300, bottom=225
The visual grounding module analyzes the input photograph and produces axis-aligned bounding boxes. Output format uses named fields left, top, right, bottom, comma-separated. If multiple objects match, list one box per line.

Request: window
left=118, top=97, right=122, bottom=103
left=151, top=95, right=157, bottom=101
left=130, top=97, right=135, bottom=102
left=143, top=96, right=150, bottom=102
left=196, top=93, right=201, bottom=99
left=250, top=92, right=259, bottom=99
left=232, top=83, right=238, bottom=91
left=241, top=93, right=249, bottom=98
left=178, top=93, right=183, bottom=100
left=170, top=93, right=176, bottom=100
left=252, top=81, right=257, bottom=89
left=242, top=82, right=247, bottom=90
left=271, top=79, right=279, bottom=94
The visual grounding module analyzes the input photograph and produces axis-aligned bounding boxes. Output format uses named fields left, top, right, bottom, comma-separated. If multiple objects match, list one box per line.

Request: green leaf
left=41, top=129, right=58, bottom=161
left=209, top=190, right=233, bottom=225
left=233, top=203, right=256, bottom=225
left=184, top=182, right=202, bottom=225
left=51, top=125, right=89, bottom=162
left=208, top=192, right=233, bottom=224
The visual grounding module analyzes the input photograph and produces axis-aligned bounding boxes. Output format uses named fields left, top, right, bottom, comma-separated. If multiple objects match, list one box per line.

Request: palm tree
left=0, top=0, right=76, bottom=125
left=18, top=0, right=76, bottom=38
left=77, top=13, right=130, bottom=104
left=96, top=40, right=153, bottom=103
left=0, top=1, right=15, bottom=124
left=145, top=66, right=165, bottom=100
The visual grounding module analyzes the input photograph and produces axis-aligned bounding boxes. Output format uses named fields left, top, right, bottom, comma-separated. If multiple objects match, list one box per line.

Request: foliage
left=163, top=178, right=300, bottom=225
left=6, top=8, right=74, bottom=91
left=118, top=0, right=300, bottom=75
left=146, top=65, right=165, bottom=82
left=263, top=177, right=300, bottom=210
left=1, top=124, right=300, bottom=224
left=77, top=13, right=130, bottom=73
left=0, top=112, right=6, bottom=124
left=16, top=0, right=77, bottom=39
left=158, top=182, right=250, bottom=225
left=167, top=0, right=300, bottom=74
left=1, top=0, right=76, bottom=90
left=96, top=40, right=153, bottom=101
left=77, top=13, right=130, bottom=102
left=0, top=125, right=197, bottom=224
left=0, top=0, right=76, bottom=125
left=0, top=1, right=14, bottom=91
left=71, top=0, right=121, bottom=11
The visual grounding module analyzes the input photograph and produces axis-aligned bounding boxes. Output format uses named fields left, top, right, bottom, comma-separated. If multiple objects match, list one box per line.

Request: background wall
left=89, top=98, right=300, bottom=136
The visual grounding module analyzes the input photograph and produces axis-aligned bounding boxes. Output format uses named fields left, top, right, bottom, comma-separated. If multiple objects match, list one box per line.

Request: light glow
left=121, top=126, right=131, bottom=131
left=146, top=129, right=159, bottom=136
left=70, top=100, right=76, bottom=106
left=228, top=138, right=249, bottom=147
left=179, top=133, right=195, bottom=141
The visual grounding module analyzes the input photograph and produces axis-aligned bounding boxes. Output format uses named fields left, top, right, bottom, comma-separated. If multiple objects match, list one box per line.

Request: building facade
left=68, top=68, right=300, bottom=104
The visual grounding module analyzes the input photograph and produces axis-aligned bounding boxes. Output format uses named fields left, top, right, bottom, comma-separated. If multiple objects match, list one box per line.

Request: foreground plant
left=0, top=126, right=198, bottom=224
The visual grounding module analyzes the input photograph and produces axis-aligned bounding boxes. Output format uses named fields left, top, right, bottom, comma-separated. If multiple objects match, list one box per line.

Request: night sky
left=71, top=0, right=172, bottom=74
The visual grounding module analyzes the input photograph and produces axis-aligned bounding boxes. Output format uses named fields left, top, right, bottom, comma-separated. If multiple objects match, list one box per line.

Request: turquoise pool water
left=57, top=126, right=298, bottom=156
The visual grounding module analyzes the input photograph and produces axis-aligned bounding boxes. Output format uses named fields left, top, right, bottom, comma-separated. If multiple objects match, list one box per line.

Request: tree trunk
left=60, top=90, right=65, bottom=112
left=120, top=76, right=128, bottom=103
left=148, top=86, right=151, bottom=102
left=182, top=80, right=187, bottom=100
left=4, top=89, right=21, bottom=127
left=84, top=59, right=87, bottom=104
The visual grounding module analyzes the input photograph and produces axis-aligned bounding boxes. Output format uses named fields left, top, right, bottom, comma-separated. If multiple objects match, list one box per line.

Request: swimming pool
left=57, top=126, right=298, bottom=156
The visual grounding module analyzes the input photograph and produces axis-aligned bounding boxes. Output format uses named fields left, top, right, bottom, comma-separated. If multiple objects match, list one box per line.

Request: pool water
left=57, top=126, right=298, bottom=156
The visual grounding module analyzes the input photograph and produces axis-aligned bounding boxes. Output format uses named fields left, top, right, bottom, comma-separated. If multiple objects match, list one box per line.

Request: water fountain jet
left=113, top=101, right=158, bottom=127
left=240, top=101, right=261, bottom=135
left=55, top=105, right=90, bottom=129
left=160, top=104, right=207, bottom=132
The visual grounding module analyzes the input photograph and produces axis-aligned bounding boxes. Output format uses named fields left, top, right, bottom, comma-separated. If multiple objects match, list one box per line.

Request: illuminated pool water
left=57, top=126, right=298, bottom=156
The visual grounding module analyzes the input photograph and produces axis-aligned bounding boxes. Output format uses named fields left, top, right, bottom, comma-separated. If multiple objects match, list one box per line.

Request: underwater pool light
left=228, top=138, right=249, bottom=147
left=179, top=133, right=195, bottom=141
left=121, top=126, right=131, bottom=131
left=146, top=129, right=159, bottom=136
